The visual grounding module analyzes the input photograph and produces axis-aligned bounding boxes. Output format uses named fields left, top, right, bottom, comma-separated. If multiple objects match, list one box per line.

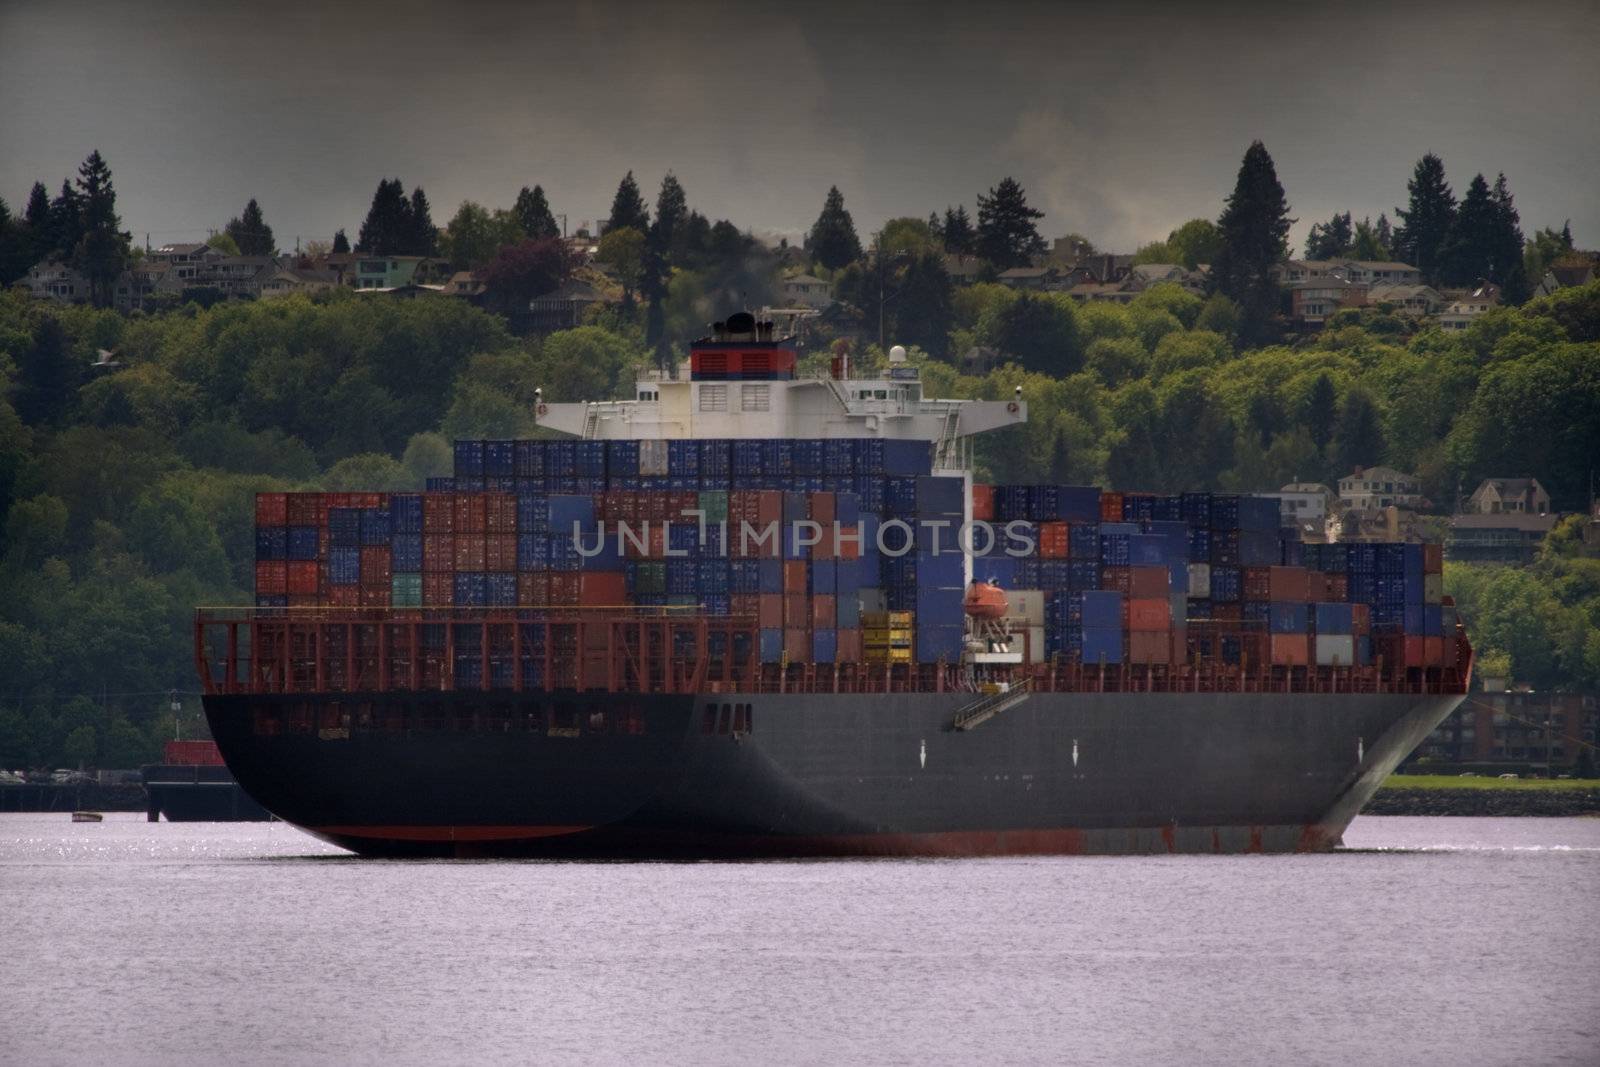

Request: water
left=3, top=815, right=1597, bottom=1066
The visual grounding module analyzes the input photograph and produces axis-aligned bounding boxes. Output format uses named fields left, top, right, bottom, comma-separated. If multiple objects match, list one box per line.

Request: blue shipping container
left=256, top=526, right=288, bottom=561
left=286, top=526, right=319, bottom=560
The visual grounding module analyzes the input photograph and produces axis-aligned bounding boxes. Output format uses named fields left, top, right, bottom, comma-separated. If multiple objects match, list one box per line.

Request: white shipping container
left=1423, top=573, right=1443, bottom=604
left=858, top=587, right=886, bottom=614
left=638, top=439, right=669, bottom=476
left=1315, top=634, right=1355, bottom=666
left=1004, top=589, right=1047, bottom=626
left=1187, top=562, right=1211, bottom=599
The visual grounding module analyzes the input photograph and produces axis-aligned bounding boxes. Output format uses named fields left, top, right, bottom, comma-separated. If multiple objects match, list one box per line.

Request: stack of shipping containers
left=255, top=438, right=1454, bottom=672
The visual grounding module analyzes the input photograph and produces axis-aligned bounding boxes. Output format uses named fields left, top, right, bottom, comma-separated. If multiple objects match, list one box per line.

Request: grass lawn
left=1383, top=774, right=1600, bottom=791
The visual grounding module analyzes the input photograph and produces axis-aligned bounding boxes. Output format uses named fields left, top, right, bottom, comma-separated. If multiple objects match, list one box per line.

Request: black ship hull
left=141, top=764, right=273, bottom=822
left=203, top=688, right=1462, bottom=857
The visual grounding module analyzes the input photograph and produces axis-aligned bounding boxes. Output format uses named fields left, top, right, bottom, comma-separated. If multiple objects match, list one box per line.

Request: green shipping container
left=635, top=561, right=666, bottom=595
left=698, top=490, right=729, bottom=524
left=392, top=573, right=423, bottom=607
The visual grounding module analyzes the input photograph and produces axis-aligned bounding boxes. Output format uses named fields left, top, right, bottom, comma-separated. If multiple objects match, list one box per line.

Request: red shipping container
left=486, top=493, right=517, bottom=533
left=730, top=594, right=760, bottom=621
left=812, top=527, right=836, bottom=561
left=1268, top=566, right=1310, bottom=602
left=423, top=534, right=454, bottom=572
left=1422, top=543, right=1443, bottom=575
left=327, top=585, right=359, bottom=607
left=164, top=740, right=226, bottom=766
left=486, top=534, right=517, bottom=572
left=422, top=573, right=452, bottom=606
left=836, top=628, right=863, bottom=662
left=454, top=494, right=487, bottom=534
left=351, top=493, right=384, bottom=509
left=517, top=572, right=549, bottom=606
left=1350, top=603, right=1370, bottom=634
left=580, top=572, right=627, bottom=603
left=837, top=522, right=862, bottom=560
left=784, top=595, right=809, bottom=628
left=423, top=493, right=456, bottom=533
left=1038, top=522, right=1069, bottom=559
left=971, top=484, right=995, bottom=522
left=1128, top=631, right=1170, bottom=664
left=1270, top=634, right=1310, bottom=665
left=1099, top=492, right=1123, bottom=522
left=287, top=561, right=320, bottom=595
left=454, top=537, right=487, bottom=571
left=286, top=492, right=322, bottom=526
left=1423, top=636, right=1445, bottom=666
left=1126, top=597, right=1171, bottom=631
left=1242, top=567, right=1271, bottom=601
left=360, top=588, right=390, bottom=608
left=1099, top=566, right=1131, bottom=594
left=811, top=594, right=836, bottom=629
left=783, top=561, right=808, bottom=594
left=326, top=493, right=354, bottom=508
left=256, top=492, right=288, bottom=526
left=360, top=546, right=392, bottom=588
left=1327, top=574, right=1348, bottom=602
left=809, top=492, right=836, bottom=526
left=287, top=594, right=321, bottom=609
left=255, top=561, right=287, bottom=595
left=1210, top=602, right=1243, bottom=622
left=757, top=491, right=783, bottom=527
left=548, top=573, right=582, bottom=605
left=784, top=628, right=811, bottom=661
left=758, top=594, right=783, bottom=629
left=1129, top=566, right=1168, bottom=598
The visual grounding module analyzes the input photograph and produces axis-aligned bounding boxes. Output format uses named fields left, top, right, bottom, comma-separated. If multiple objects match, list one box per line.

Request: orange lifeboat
left=964, top=581, right=1009, bottom=620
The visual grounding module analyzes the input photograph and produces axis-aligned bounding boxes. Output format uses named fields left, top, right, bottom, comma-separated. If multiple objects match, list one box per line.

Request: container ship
left=141, top=740, right=271, bottom=822
left=198, top=313, right=1471, bottom=857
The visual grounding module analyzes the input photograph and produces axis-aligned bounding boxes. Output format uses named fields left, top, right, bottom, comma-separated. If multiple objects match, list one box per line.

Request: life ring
left=536, top=403, right=549, bottom=416
left=1006, top=401, right=1019, bottom=413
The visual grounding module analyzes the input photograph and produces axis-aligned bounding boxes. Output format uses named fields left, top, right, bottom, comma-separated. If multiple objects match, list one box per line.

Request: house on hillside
left=1467, top=477, right=1551, bottom=516
left=526, top=278, right=610, bottom=332
left=1446, top=512, right=1558, bottom=563
left=146, top=242, right=224, bottom=268
left=1338, top=465, right=1424, bottom=511
left=1367, top=283, right=1444, bottom=317
left=941, top=255, right=987, bottom=286
left=1291, top=280, right=1368, bottom=327
left=351, top=255, right=428, bottom=290
left=20, top=259, right=90, bottom=302
left=441, top=271, right=488, bottom=302
left=259, top=267, right=341, bottom=299
left=1439, top=283, right=1500, bottom=330
left=997, top=265, right=1060, bottom=291
left=1336, top=260, right=1421, bottom=286
left=1062, top=253, right=1133, bottom=286
left=1261, top=482, right=1340, bottom=538
left=1535, top=256, right=1598, bottom=297
left=780, top=273, right=832, bottom=309
left=1277, top=260, right=1339, bottom=285
left=112, top=259, right=172, bottom=311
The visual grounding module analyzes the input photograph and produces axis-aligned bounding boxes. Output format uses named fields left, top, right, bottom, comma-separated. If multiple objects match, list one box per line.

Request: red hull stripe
left=314, top=825, right=592, bottom=842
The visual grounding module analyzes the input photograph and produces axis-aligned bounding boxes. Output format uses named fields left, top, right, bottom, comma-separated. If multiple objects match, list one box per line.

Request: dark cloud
left=2, top=0, right=1595, bottom=252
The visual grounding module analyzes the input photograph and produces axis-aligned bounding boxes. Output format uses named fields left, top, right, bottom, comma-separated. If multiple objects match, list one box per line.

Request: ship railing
left=195, top=609, right=1472, bottom=701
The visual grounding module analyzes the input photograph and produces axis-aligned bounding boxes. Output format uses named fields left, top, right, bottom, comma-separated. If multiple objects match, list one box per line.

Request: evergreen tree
left=1488, top=173, right=1529, bottom=303
left=1331, top=388, right=1384, bottom=476
left=513, top=185, right=559, bottom=241
left=72, top=150, right=130, bottom=306
left=926, top=211, right=942, bottom=242
left=942, top=205, right=974, bottom=256
left=1247, top=391, right=1286, bottom=449
left=0, top=197, right=26, bottom=287
left=15, top=314, right=78, bottom=427
left=1351, top=217, right=1388, bottom=261
left=1441, top=173, right=1496, bottom=287
left=606, top=170, right=649, bottom=235
left=1375, top=212, right=1394, bottom=254
left=1303, top=373, right=1338, bottom=454
left=806, top=186, right=861, bottom=271
left=408, top=187, right=438, bottom=256
left=225, top=198, right=275, bottom=256
left=1393, top=154, right=1456, bottom=283
left=23, top=182, right=50, bottom=264
left=1304, top=211, right=1353, bottom=260
left=1208, top=141, right=1292, bottom=348
left=975, top=177, right=1046, bottom=269
left=48, top=178, right=83, bottom=262
left=356, top=178, right=413, bottom=255
left=890, top=250, right=954, bottom=359
left=331, top=229, right=350, bottom=254
left=651, top=173, right=688, bottom=258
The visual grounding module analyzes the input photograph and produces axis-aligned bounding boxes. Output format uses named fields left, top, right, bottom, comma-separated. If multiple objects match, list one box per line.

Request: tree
left=1331, top=387, right=1385, bottom=475
left=356, top=178, right=413, bottom=255
left=481, top=237, right=570, bottom=313
left=48, top=178, right=83, bottom=262
left=441, top=202, right=516, bottom=270
left=606, top=171, right=649, bottom=236
left=1164, top=219, right=1221, bottom=269
left=1302, top=373, right=1338, bottom=454
left=513, top=185, right=559, bottom=241
left=225, top=198, right=275, bottom=256
left=650, top=173, right=688, bottom=260
left=890, top=251, right=953, bottom=358
left=1441, top=173, right=1496, bottom=288
left=975, top=177, right=1047, bottom=270
left=942, top=205, right=974, bottom=257
left=1375, top=213, right=1394, bottom=253
left=1208, top=140, right=1292, bottom=348
left=205, top=231, right=241, bottom=255
left=15, top=315, right=79, bottom=428
left=807, top=186, right=862, bottom=271
left=408, top=187, right=439, bottom=256
left=1524, top=222, right=1575, bottom=284
left=1304, top=211, right=1353, bottom=260
left=1394, top=154, right=1456, bottom=283
left=0, top=198, right=30, bottom=287
left=596, top=226, right=646, bottom=308
left=1351, top=216, right=1389, bottom=260
left=878, top=217, right=940, bottom=258
left=1488, top=174, right=1529, bottom=303
left=982, top=292, right=1080, bottom=375
left=331, top=229, right=350, bottom=254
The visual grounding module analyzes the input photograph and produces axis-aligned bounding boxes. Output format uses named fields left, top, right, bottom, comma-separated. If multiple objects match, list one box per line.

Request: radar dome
left=888, top=345, right=908, bottom=362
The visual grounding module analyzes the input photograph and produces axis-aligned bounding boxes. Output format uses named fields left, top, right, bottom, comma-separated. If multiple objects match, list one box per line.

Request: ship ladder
left=951, top=677, right=1031, bottom=732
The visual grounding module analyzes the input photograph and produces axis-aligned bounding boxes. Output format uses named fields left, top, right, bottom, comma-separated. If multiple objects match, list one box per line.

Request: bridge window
left=741, top=384, right=770, bottom=412
left=699, top=385, right=727, bottom=412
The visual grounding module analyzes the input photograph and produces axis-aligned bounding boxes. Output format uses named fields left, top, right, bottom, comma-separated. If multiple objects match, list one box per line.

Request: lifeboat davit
left=964, top=581, right=1009, bottom=619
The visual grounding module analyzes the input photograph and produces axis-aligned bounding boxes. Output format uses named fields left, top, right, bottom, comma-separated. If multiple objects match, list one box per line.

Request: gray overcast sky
left=2, top=0, right=1597, bottom=254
